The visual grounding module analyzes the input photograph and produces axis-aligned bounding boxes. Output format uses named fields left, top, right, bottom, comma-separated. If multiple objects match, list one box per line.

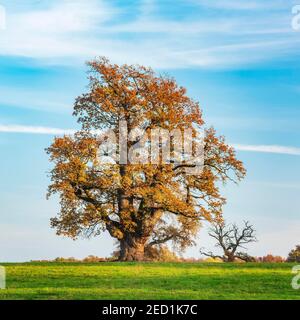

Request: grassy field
left=0, top=262, right=299, bottom=300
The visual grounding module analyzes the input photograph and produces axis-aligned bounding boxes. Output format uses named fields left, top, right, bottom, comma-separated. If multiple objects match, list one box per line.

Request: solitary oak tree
left=47, top=57, right=246, bottom=261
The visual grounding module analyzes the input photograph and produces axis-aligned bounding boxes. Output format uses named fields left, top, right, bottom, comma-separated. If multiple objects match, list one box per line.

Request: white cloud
left=18, top=1, right=111, bottom=33
left=0, top=124, right=75, bottom=135
left=0, top=0, right=297, bottom=69
left=0, top=0, right=115, bottom=59
left=193, top=0, right=288, bottom=10
left=107, top=19, right=235, bottom=34
left=1, top=124, right=300, bottom=157
left=234, top=144, right=300, bottom=156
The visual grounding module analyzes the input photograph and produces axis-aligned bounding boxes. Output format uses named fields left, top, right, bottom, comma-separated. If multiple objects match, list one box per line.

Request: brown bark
left=119, top=235, right=147, bottom=261
left=118, top=206, right=163, bottom=261
left=226, top=254, right=235, bottom=262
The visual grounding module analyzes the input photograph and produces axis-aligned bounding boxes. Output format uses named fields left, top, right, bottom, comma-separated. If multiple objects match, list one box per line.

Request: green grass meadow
left=0, top=262, right=299, bottom=300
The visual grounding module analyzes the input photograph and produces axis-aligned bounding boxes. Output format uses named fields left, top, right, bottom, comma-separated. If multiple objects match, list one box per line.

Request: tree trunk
left=119, top=236, right=147, bottom=261
left=226, top=253, right=235, bottom=262
left=117, top=209, right=163, bottom=261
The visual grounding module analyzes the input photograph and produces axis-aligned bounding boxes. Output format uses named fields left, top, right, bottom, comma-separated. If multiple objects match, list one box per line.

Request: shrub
left=54, top=257, right=79, bottom=262
left=144, top=245, right=181, bottom=262
left=287, top=245, right=300, bottom=263
left=257, top=254, right=285, bottom=263
left=82, top=255, right=107, bottom=263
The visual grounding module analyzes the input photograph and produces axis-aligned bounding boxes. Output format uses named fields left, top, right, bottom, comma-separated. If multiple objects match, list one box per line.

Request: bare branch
left=200, top=220, right=257, bottom=262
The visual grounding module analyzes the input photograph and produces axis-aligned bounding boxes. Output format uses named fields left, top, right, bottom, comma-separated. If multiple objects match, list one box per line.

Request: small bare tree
left=200, top=221, right=257, bottom=262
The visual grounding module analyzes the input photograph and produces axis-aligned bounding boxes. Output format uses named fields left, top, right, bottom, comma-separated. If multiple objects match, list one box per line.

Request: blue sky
left=0, top=0, right=300, bottom=261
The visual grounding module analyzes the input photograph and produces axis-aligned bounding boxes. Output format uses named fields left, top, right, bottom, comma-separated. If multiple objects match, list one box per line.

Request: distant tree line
left=30, top=217, right=300, bottom=264
left=30, top=244, right=300, bottom=263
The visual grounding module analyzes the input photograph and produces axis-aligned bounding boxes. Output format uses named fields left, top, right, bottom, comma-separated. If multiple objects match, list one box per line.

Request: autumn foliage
left=47, top=57, right=245, bottom=261
left=258, top=255, right=285, bottom=263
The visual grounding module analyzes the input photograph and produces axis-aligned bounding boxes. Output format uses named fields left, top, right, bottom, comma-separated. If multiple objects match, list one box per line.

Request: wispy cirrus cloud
left=0, top=0, right=297, bottom=69
left=1, top=124, right=300, bottom=156
left=233, top=144, right=300, bottom=156
left=0, top=124, right=75, bottom=135
left=0, top=0, right=116, bottom=59
left=191, top=0, right=288, bottom=10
